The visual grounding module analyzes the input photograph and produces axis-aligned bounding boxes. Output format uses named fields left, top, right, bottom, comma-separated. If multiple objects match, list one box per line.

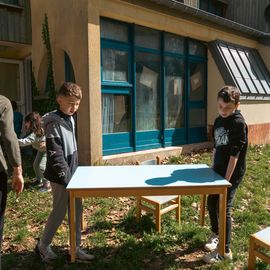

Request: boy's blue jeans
left=207, top=176, right=243, bottom=253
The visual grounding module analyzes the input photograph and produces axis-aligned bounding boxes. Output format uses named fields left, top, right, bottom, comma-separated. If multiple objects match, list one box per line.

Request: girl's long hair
left=24, top=112, right=44, bottom=137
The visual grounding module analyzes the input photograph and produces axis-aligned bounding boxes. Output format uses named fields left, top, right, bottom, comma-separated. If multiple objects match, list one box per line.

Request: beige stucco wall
left=258, top=44, right=270, bottom=71
left=31, top=0, right=95, bottom=164
left=207, top=50, right=225, bottom=124
left=240, top=102, right=270, bottom=125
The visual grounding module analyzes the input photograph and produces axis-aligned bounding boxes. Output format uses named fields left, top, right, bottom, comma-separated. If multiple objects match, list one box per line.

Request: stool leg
left=200, top=195, right=206, bottom=226
left=136, top=197, right=141, bottom=221
left=156, top=204, right=161, bottom=233
left=248, top=236, right=256, bottom=270
left=176, top=196, right=181, bottom=225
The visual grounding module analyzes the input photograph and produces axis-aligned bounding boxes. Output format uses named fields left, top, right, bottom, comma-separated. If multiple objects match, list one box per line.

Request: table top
left=67, top=164, right=230, bottom=190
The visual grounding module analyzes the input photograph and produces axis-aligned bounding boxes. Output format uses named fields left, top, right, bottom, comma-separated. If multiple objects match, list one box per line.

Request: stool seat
left=253, top=227, right=270, bottom=245
left=142, top=195, right=179, bottom=205
left=248, top=227, right=270, bottom=269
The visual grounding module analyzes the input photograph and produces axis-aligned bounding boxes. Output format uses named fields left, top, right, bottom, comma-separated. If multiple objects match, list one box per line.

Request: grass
left=1, top=145, right=270, bottom=269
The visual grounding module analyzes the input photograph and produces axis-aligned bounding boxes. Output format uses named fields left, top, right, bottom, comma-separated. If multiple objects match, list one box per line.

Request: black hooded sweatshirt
left=213, top=110, right=248, bottom=179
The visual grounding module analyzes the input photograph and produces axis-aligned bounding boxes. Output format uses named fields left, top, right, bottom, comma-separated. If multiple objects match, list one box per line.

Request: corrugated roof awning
left=210, top=40, right=270, bottom=100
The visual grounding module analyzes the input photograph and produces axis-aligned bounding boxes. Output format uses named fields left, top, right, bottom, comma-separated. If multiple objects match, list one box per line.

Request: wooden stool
left=136, top=156, right=181, bottom=233
left=248, top=227, right=270, bottom=269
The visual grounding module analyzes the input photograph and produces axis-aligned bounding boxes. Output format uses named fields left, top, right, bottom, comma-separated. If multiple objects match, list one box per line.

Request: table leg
left=218, top=188, right=227, bottom=257
left=69, top=191, right=76, bottom=262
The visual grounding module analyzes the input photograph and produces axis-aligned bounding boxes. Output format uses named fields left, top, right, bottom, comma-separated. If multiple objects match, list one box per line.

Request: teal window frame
left=101, top=18, right=207, bottom=155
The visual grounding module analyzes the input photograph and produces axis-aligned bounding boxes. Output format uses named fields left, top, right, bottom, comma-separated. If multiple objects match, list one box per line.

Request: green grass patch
left=2, top=145, right=270, bottom=269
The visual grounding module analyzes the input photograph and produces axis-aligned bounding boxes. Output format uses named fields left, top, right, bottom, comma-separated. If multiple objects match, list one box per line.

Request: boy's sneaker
left=203, top=249, right=233, bottom=263
left=39, top=186, right=52, bottom=193
left=35, top=240, right=57, bottom=262
left=39, top=182, right=52, bottom=193
left=204, top=233, right=219, bottom=252
left=75, top=247, right=95, bottom=261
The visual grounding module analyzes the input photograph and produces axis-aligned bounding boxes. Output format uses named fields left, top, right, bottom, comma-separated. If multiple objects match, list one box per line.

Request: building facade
left=29, top=0, right=270, bottom=164
left=0, top=0, right=32, bottom=116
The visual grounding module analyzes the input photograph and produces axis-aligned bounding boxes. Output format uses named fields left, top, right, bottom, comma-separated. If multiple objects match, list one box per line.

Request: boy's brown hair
left=57, top=82, right=82, bottom=100
left=217, top=85, right=240, bottom=105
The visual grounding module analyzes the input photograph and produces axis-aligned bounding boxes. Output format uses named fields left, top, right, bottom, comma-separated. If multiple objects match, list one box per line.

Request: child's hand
left=39, top=142, right=46, bottom=151
left=12, top=166, right=24, bottom=194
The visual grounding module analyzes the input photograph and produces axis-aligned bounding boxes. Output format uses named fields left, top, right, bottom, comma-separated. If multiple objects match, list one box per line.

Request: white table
left=67, top=164, right=231, bottom=262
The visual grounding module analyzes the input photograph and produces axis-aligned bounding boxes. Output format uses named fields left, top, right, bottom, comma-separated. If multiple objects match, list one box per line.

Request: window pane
left=189, top=108, right=206, bottom=127
left=189, top=40, right=206, bottom=57
left=136, top=52, right=161, bottom=131
left=164, top=33, right=184, bottom=54
left=220, top=45, right=250, bottom=93
left=228, top=47, right=257, bottom=94
left=189, top=62, right=206, bottom=101
left=1, top=0, right=19, bottom=5
left=135, top=26, right=160, bottom=50
left=248, top=50, right=270, bottom=94
left=100, top=20, right=128, bottom=42
left=165, top=57, right=185, bottom=128
left=0, top=62, right=20, bottom=101
left=102, top=94, right=131, bottom=134
left=102, top=48, right=128, bottom=82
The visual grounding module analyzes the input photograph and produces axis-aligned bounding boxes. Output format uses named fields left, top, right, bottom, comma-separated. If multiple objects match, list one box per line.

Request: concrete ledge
left=102, top=142, right=213, bottom=165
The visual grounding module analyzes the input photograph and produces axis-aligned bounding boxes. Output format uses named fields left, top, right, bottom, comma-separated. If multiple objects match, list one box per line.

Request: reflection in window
left=164, top=33, right=184, bottom=55
left=189, top=108, right=206, bottom=127
left=102, top=94, right=131, bottom=134
left=136, top=52, right=160, bottom=131
left=102, top=48, right=128, bottom=82
left=189, top=40, right=206, bottom=57
left=0, top=62, right=20, bottom=101
left=189, top=62, right=206, bottom=101
left=135, top=26, right=160, bottom=50
left=165, top=57, right=185, bottom=128
left=212, top=41, right=270, bottom=98
left=101, top=20, right=128, bottom=42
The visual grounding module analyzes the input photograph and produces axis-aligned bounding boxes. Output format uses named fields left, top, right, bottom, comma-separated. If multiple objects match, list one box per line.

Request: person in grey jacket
left=35, top=82, right=94, bottom=262
left=0, top=95, right=24, bottom=250
left=18, top=112, right=50, bottom=192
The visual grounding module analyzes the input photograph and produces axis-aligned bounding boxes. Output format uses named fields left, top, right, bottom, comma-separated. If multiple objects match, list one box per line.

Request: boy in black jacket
left=35, top=83, right=94, bottom=262
left=203, top=86, right=248, bottom=263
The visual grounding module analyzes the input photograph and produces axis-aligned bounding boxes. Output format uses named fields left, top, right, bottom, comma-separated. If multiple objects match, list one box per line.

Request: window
left=101, top=18, right=207, bottom=155
left=0, top=0, right=19, bottom=5
left=0, top=59, right=24, bottom=113
left=200, top=0, right=227, bottom=17
left=210, top=40, right=270, bottom=99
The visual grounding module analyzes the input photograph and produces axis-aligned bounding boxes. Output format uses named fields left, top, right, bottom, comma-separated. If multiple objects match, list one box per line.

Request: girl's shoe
left=39, top=183, right=52, bottom=193
left=32, top=179, right=43, bottom=187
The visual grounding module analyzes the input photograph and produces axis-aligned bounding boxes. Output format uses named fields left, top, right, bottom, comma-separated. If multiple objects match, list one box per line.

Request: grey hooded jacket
left=0, top=95, right=21, bottom=172
left=43, top=110, right=78, bottom=186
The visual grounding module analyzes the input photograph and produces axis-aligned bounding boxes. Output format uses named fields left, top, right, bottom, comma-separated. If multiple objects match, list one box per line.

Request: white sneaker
left=35, top=240, right=57, bottom=262
left=76, top=247, right=95, bottom=261
left=204, top=233, right=219, bottom=252
left=203, top=249, right=233, bottom=263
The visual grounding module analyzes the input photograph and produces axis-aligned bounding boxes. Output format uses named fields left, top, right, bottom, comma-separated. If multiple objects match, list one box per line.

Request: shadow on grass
left=2, top=241, right=208, bottom=270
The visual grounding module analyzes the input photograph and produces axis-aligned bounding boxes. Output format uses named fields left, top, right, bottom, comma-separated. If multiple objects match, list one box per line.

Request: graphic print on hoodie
left=43, top=110, right=78, bottom=186
left=213, top=110, right=248, bottom=179
left=214, top=127, right=229, bottom=147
